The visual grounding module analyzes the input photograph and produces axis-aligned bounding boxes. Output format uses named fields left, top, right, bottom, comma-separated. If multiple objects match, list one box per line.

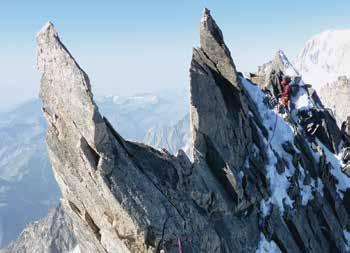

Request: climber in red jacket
left=279, top=76, right=291, bottom=107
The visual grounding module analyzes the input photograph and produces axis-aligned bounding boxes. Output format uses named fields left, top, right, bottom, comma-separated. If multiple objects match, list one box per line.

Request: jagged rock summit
left=38, top=9, right=350, bottom=253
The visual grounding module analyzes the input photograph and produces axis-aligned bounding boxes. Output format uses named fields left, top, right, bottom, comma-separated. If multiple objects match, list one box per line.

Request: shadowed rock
left=191, top=8, right=252, bottom=170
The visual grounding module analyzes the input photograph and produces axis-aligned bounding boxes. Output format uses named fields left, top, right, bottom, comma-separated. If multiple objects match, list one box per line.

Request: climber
left=278, top=76, right=292, bottom=114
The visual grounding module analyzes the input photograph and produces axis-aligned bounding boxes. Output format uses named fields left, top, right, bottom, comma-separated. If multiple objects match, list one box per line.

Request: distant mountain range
left=144, top=113, right=191, bottom=156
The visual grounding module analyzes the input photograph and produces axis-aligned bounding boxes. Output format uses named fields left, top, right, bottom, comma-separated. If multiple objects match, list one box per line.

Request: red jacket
left=280, top=80, right=291, bottom=98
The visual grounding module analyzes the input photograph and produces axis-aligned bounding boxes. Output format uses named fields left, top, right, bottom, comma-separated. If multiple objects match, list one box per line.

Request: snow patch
left=242, top=75, right=332, bottom=211
left=69, top=245, right=81, bottom=253
left=319, top=141, right=350, bottom=198
left=260, top=199, right=271, bottom=218
left=298, top=166, right=314, bottom=205
left=108, top=94, right=159, bottom=106
left=316, top=178, right=324, bottom=197
left=242, top=78, right=295, bottom=213
left=293, top=87, right=314, bottom=111
left=278, top=50, right=299, bottom=76
left=256, top=233, right=282, bottom=253
left=265, top=145, right=294, bottom=212
left=344, top=230, right=350, bottom=251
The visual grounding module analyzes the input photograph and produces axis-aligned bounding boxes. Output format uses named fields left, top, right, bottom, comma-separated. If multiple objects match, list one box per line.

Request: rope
left=192, top=146, right=206, bottom=159
left=268, top=112, right=278, bottom=145
left=177, top=237, right=183, bottom=253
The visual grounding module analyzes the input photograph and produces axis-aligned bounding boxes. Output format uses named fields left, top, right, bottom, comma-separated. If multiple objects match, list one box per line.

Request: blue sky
left=1, top=0, right=350, bottom=110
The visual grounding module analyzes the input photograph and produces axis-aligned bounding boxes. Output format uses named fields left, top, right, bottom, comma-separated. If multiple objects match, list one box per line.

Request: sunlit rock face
left=36, top=9, right=350, bottom=253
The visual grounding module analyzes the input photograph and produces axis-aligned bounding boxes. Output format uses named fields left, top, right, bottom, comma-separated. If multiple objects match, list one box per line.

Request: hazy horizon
left=2, top=0, right=350, bottom=110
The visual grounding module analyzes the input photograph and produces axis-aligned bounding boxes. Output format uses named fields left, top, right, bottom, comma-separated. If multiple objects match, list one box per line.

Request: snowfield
left=242, top=77, right=326, bottom=214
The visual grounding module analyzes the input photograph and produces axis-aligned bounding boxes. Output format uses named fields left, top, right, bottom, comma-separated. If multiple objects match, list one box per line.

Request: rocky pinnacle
left=38, top=9, right=350, bottom=253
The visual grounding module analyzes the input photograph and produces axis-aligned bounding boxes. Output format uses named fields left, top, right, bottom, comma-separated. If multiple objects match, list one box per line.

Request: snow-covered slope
left=295, top=29, right=350, bottom=124
left=295, top=29, right=350, bottom=89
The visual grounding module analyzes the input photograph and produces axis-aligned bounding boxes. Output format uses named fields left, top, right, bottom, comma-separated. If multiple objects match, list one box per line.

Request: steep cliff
left=319, top=76, right=350, bottom=125
left=37, top=9, right=350, bottom=253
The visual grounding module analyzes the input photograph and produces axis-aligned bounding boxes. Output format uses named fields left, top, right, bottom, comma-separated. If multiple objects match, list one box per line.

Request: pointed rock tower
left=38, top=9, right=350, bottom=253
left=191, top=8, right=252, bottom=170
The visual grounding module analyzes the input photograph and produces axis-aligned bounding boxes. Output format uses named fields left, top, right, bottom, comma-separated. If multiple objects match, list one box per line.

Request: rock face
left=0, top=94, right=188, bottom=250
left=250, top=50, right=299, bottom=90
left=191, top=8, right=252, bottom=171
left=0, top=205, right=77, bottom=253
left=319, top=76, right=350, bottom=125
left=38, top=9, right=350, bottom=253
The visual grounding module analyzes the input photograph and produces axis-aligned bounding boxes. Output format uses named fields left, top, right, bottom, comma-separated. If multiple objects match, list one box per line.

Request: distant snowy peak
left=295, top=29, right=350, bottom=89
left=98, top=93, right=162, bottom=106
left=143, top=114, right=191, bottom=155
left=0, top=205, right=76, bottom=253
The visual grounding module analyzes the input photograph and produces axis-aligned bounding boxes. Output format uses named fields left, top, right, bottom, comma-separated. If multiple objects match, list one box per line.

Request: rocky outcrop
left=37, top=9, right=350, bottom=253
left=0, top=205, right=77, bottom=253
left=342, top=118, right=350, bottom=177
left=191, top=8, right=252, bottom=170
left=319, top=76, right=350, bottom=125
left=250, top=50, right=299, bottom=90
left=0, top=93, right=188, bottom=250
left=38, top=20, right=226, bottom=253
